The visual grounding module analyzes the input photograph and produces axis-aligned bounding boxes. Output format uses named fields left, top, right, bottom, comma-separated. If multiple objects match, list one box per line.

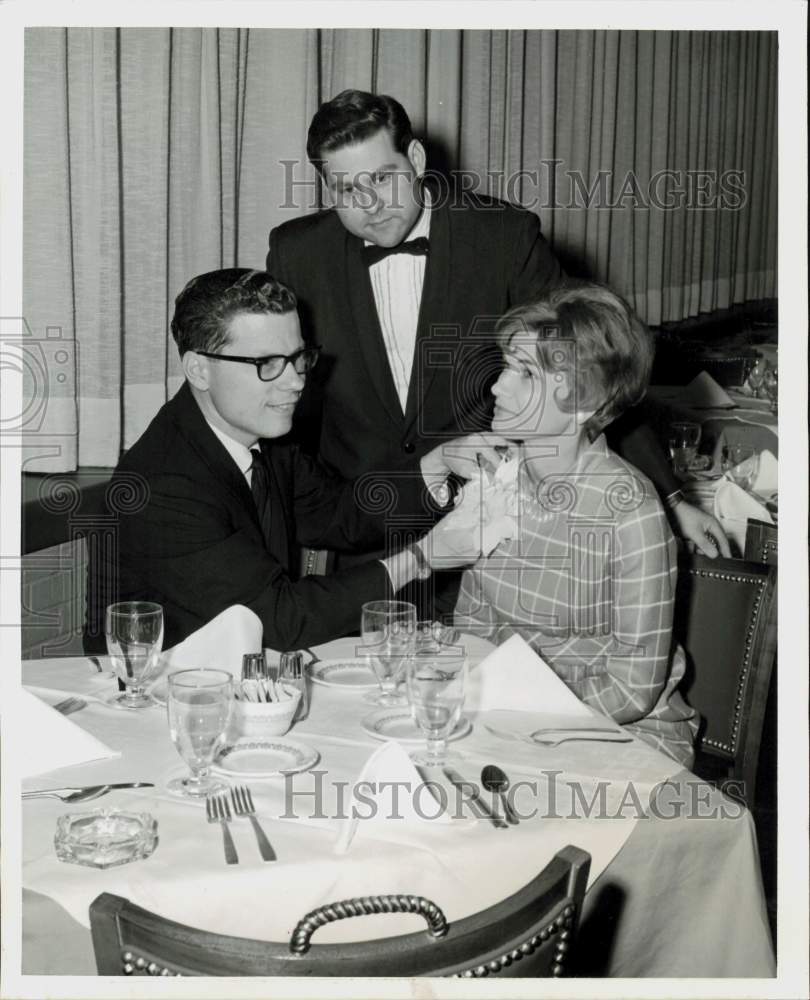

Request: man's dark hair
left=306, top=89, right=414, bottom=173
left=171, top=268, right=297, bottom=356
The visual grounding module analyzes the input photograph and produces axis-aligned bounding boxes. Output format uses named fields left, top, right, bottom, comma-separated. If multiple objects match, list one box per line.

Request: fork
left=231, top=786, right=276, bottom=861
left=53, top=697, right=87, bottom=716
left=206, top=794, right=239, bottom=865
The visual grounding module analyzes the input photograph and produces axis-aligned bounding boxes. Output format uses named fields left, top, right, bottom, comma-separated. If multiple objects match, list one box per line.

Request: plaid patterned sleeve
left=554, top=498, right=678, bottom=724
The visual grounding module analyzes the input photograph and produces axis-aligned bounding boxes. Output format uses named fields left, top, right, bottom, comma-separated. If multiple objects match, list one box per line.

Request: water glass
left=406, top=647, right=467, bottom=767
left=668, top=422, right=702, bottom=477
left=166, top=669, right=233, bottom=798
left=761, top=366, right=777, bottom=413
left=722, top=444, right=760, bottom=492
left=361, top=601, right=417, bottom=707
left=746, top=357, right=768, bottom=396
left=105, top=602, right=164, bottom=710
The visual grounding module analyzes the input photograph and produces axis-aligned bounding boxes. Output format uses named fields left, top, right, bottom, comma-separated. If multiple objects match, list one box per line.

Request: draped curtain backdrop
left=23, top=27, right=777, bottom=471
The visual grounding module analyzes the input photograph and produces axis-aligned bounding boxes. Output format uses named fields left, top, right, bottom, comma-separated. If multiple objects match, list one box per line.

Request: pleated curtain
left=23, top=27, right=777, bottom=471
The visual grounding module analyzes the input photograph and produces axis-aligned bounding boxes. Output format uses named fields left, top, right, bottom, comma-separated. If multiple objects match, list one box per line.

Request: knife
left=22, top=782, right=154, bottom=797
left=442, top=767, right=508, bottom=829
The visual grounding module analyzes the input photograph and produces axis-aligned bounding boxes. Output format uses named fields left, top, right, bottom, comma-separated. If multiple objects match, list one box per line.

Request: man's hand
left=419, top=485, right=486, bottom=569
left=421, top=433, right=511, bottom=489
left=672, top=501, right=732, bottom=558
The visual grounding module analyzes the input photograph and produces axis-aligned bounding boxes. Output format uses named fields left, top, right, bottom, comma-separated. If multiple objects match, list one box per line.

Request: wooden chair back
left=674, top=553, right=777, bottom=803
left=89, top=846, right=590, bottom=978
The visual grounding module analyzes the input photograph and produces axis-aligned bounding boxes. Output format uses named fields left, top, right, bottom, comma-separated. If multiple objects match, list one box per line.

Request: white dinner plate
left=212, top=739, right=320, bottom=778
left=309, top=659, right=378, bottom=690
left=361, top=709, right=472, bottom=745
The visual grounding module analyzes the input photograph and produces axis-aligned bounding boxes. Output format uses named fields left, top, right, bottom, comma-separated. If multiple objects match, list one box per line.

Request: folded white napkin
left=752, top=449, right=777, bottom=494
left=466, top=634, right=592, bottom=716
left=714, top=479, right=773, bottom=552
left=161, top=605, right=263, bottom=677
left=19, top=689, right=119, bottom=779
left=334, top=741, right=453, bottom=854
left=682, top=371, right=736, bottom=409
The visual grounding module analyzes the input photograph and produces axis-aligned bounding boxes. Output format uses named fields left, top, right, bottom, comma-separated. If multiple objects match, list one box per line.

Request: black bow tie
left=362, top=236, right=429, bottom=268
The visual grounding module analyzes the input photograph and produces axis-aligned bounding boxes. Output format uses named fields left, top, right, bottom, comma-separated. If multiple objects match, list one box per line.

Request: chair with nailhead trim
left=674, top=553, right=777, bottom=807
left=743, top=518, right=778, bottom=566
left=89, top=846, right=590, bottom=978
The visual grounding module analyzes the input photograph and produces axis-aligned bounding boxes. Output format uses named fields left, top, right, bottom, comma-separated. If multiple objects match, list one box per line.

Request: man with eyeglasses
left=86, top=268, right=500, bottom=651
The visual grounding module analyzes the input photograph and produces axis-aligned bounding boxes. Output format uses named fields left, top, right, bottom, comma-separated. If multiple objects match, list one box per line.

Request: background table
left=645, top=385, right=778, bottom=464
left=17, top=640, right=775, bottom=981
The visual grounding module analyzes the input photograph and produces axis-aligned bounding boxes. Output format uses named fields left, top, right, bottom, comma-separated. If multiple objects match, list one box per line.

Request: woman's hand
left=420, top=432, right=512, bottom=487
left=672, top=502, right=732, bottom=558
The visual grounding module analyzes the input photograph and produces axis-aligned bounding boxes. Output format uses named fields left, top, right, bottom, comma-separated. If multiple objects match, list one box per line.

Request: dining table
left=644, top=380, right=778, bottom=558
left=645, top=382, right=778, bottom=465
left=14, top=635, right=775, bottom=986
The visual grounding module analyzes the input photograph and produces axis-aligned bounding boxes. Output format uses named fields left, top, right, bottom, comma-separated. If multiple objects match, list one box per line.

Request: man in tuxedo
left=266, top=89, right=729, bottom=599
left=86, top=268, right=495, bottom=651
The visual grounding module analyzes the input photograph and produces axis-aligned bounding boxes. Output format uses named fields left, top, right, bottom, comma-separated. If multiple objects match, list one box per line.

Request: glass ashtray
left=54, top=809, right=158, bottom=869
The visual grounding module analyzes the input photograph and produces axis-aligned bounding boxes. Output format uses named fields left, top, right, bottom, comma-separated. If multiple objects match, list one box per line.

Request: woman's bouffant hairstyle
left=496, top=281, right=654, bottom=440
left=306, top=89, right=414, bottom=173
left=171, top=269, right=297, bottom=356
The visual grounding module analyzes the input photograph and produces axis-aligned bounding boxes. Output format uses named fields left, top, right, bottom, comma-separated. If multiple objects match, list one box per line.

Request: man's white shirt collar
left=206, top=420, right=254, bottom=480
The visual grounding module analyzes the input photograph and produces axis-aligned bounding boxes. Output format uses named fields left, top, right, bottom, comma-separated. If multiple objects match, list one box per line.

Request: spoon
left=480, top=765, right=519, bottom=826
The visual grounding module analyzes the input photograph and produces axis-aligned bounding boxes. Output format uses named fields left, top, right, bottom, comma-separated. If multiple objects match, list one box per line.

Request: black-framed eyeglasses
left=195, top=346, right=321, bottom=382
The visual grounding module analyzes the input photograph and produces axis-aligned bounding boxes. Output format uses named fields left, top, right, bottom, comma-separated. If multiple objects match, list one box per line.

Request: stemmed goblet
left=667, top=421, right=702, bottom=477
left=761, top=366, right=778, bottom=414
left=406, top=638, right=467, bottom=767
left=166, top=669, right=233, bottom=798
left=361, top=601, right=416, bottom=707
left=721, top=443, right=760, bottom=493
left=104, top=602, right=164, bottom=709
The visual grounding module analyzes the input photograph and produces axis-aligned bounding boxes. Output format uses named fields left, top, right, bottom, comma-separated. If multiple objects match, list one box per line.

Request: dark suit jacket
left=86, top=382, right=430, bottom=651
left=267, top=189, right=678, bottom=495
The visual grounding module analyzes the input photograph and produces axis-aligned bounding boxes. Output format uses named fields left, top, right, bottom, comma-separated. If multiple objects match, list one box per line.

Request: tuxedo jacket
left=267, top=190, right=678, bottom=495
left=86, top=382, right=428, bottom=651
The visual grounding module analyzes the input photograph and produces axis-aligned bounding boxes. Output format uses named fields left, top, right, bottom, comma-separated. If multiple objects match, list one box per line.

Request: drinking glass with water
left=668, top=421, right=702, bottom=477
left=166, top=668, right=233, bottom=798
left=361, top=600, right=417, bottom=707
left=104, top=602, right=164, bottom=710
left=406, top=643, right=467, bottom=767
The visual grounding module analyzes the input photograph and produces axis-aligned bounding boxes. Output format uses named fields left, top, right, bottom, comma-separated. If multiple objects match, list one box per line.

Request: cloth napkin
left=466, top=634, right=594, bottom=716
left=751, top=449, right=777, bottom=494
left=18, top=689, right=119, bottom=779
left=160, top=605, right=263, bottom=677
left=714, top=479, right=774, bottom=552
left=334, top=741, right=454, bottom=854
left=681, top=371, right=736, bottom=409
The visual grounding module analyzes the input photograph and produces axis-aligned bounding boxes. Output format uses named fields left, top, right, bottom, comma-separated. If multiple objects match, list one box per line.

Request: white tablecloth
left=15, top=638, right=775, bottom=982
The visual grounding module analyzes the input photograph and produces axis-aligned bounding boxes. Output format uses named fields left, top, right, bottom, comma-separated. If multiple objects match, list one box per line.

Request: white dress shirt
left=206, top=420, right=254, bottom=486
left=365, top=192, right=432, bottom=413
